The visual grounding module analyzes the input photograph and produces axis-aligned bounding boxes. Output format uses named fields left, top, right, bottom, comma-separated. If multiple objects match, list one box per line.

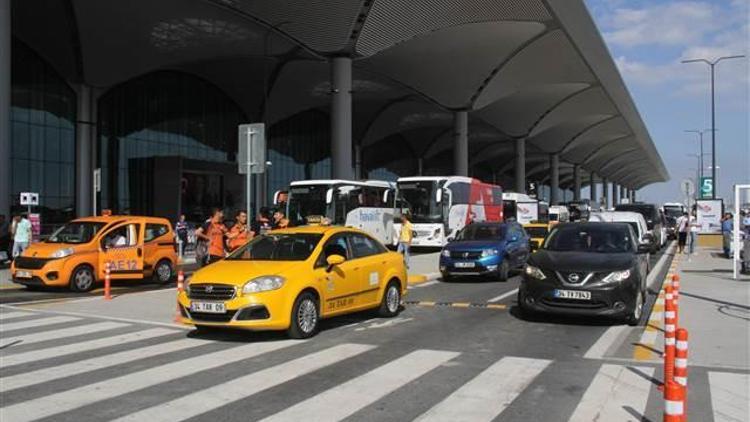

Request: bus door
left=98, top=219, right=145, bottom=280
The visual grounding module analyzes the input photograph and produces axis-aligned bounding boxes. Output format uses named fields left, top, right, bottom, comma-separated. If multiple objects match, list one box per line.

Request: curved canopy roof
left=11, top=0, right=668, bottom=189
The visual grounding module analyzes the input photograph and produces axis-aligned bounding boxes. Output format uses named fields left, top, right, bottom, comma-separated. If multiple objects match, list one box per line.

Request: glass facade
left=266, top=110, right=332, bottom=201
left=98, top=71, right=246, bottom=219
left=10, top=39, right=77, bottom=232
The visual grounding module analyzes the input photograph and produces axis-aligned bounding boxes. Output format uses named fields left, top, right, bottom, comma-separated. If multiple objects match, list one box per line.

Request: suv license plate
left=15, top=270, right=32, bottom=279
left=190, top=302, right=226, bottom=314
left=554, top=289, right=591, bottom=300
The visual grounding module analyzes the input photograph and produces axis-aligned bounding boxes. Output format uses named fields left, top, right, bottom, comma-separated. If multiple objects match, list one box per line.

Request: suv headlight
left=441, top=249, right=451, bottom=258
left=524, top=265, right=546, bottom=280
left=242, top=276, right=285, bottom=294
left=481, top=249, right=499, bottom=258
left=602, top=269, right=631, bottom=283
left=51, top=248, right=74, bottom=258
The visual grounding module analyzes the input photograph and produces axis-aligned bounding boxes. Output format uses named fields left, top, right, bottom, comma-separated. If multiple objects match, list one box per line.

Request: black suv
left=614, top=203, right=664, bottom=253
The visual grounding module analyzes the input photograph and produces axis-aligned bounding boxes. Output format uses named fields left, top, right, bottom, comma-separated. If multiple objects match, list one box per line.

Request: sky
left=583, top=0, right=749, bottom=205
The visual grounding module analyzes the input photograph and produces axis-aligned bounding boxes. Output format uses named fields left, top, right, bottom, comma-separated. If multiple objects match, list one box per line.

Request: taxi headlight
left=441, top=249, right=451, bottom=258
left=525, top=264, right=546, bottom=280
left=51, top=248, right=74, bottom=258
left=602, top=269, right=631, bottom=284
left=242, top=276, right=285, bottom=294
left=481, top=249, right=499, bottom=258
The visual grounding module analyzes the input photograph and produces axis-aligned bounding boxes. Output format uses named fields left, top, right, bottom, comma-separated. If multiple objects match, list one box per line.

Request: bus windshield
left=663, top=206, right=683, bottom=219
left=287, top=185, right=332, bottom=226
left=397, top=181, right=443, bottom=223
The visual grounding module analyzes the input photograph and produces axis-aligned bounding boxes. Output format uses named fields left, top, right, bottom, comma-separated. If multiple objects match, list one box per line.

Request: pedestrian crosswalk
left=1, top=309, right=747, bottom=422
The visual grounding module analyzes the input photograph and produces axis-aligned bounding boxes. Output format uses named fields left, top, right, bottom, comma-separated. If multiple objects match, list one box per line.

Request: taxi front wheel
left=70, top=265, right=95, bottom=292
left=378, top=281, right=401, bottom=317
left=288, top=292, right=320, bottom=339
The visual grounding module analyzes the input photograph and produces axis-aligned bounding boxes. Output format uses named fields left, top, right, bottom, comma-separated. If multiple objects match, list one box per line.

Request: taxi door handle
left=137, top=248, right=142, bottom=257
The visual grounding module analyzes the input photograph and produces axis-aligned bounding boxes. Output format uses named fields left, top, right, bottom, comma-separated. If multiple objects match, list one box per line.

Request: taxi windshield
left=525, top=226, right=548, bottom=238
left=226, top=233, right=323, bottom=261
left=46, top=222, right=106, bottom=244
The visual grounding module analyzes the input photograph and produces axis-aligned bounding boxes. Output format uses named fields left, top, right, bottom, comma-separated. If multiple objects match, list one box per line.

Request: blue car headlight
left=481, top=249, right=499, bottom=258
left=441, top=249, right=451, bottom=258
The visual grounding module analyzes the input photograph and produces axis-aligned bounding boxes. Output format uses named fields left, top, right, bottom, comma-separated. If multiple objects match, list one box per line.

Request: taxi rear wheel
left=288, top=292, right=319, bottom=339
left=70, top=265, right=95, bottom=292
left=378, top=281, right=401, bottom=317
left=153, top=259, right=173, bottom=284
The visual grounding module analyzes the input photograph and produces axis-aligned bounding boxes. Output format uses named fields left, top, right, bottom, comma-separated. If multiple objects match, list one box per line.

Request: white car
left=588, top=211, right=655, bottom=266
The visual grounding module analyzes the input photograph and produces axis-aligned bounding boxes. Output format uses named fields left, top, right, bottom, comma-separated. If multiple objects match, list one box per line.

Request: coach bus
left=394, top=176, right=503, bottom=247
left=503, top=192, right=547, bottom=225
left=280, top=179, right=397, bottom=245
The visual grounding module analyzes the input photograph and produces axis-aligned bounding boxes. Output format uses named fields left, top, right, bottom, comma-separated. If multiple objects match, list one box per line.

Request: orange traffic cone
left=174, top=269, right=185, bottom=323
left=663, top=380, right=685, bottom=421
left=663, top=284, right=676, bottom=389
left=104, top=263, right=112, bottom=301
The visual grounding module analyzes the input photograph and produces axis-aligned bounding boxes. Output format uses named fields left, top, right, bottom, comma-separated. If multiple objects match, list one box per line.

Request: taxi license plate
left=15, top=270, right=32, bottom=279
left=454, top=262, right=475, bottom=268
left=554, top=289, right=591, bottom=300
left=190, top=302, right=226, bottom=314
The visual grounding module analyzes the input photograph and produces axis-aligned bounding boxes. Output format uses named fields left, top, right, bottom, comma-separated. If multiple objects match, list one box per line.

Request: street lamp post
left=684, top=129, right=712, bottom=180
left=682, top=55, right=746, bottom=199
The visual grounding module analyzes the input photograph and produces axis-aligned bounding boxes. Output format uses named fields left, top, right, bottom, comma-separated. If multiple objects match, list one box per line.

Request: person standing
left=12, top=213, right=32, bottom=258
left=194, top=208, right=227, bottom=266
left=227, top=210, right=249, bottom=252
left=398, top=213, right=413, bottom=269
left=272, top=209, right=286, bottom=229
left=251, top=207, right=273, bottom=237
left=721, top=212, right=733, bottom=258
left=675, top=211, right=689, bottom=254
left=175, top=214, right=189, bottom=256
left=688, top=209, right=699, bottom=257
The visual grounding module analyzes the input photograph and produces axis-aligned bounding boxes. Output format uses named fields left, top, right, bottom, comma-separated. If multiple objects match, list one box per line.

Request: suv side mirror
left=637, top=244, right=651, bottom=254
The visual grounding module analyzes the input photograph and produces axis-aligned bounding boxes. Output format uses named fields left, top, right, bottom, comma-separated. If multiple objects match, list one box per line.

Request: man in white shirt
left=675, top=212, right=689, bottom=254
left=12, top=213, right=32, bottom=258
left=688, top=210, right=700, bottom=256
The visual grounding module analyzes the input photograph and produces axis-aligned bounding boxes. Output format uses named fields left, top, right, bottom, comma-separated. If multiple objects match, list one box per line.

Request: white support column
left=590, top=173, right=597, bottom=202
left=602, top=178, right=609, bottom=209
left=550, top=153, right=560, bottom=205
left=454, top=110, right=468, bottom=176
left=331, top=57, right=354, bottom=180
left=515, top=138, right=526, bottom=193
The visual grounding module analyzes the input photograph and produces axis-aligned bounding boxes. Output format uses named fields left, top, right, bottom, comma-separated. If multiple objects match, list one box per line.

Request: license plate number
left=15, top=270, right=32, bottom=279
left=454, top=262, right=475, bottom=268
left=190, top=301, right=226, bottom=314
left=554, top=289, right=591, bottom=300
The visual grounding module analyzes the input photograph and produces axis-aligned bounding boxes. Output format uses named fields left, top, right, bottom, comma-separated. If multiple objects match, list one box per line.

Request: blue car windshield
left=458, top=224, right=507, bottom=241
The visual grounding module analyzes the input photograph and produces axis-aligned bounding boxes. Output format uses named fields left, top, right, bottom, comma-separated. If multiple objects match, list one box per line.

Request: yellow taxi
left=523, top=222, right=551, bottom=252
left=178, top=225, right=408, bottom=338
left=11, top=215, right=177, bottom=291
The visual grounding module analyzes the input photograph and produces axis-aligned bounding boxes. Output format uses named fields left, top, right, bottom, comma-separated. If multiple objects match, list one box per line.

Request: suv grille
left=450, top=251, right=482, bottom=260
left=14, top=256, right=53, bottom=270
left=188, top=284, right=236, bottom=301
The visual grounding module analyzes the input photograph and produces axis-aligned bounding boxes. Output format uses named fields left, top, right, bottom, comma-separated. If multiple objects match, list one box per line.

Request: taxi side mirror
left=326, top=254, right=346, bottom=272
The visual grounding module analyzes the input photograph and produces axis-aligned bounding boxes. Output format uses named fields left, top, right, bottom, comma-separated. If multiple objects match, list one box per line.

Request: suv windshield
left=397, top=181, right=442, bottom=223
left=458, top=224, right=507, bottom=241
left=226, top=233, right=323, bottom=261
left=614, top=204, right=657, bottom=227
left=545, top=224, right=633, bottom=253
left=46, top=222, right=106, bottom=244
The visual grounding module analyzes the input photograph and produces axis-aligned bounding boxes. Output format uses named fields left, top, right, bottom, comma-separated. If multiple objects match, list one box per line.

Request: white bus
left=281, top=180, right=397, bottom=245
left=503, top=192, right=547, bottom=225
left=395, top=176, right=503, bottom=247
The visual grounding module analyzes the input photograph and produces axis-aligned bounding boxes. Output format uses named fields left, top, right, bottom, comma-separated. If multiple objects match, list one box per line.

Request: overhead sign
left=19, top=192, right=39, bottom=206
left=696, top=199, right=722, bottom=234
left=699, top=177, right=713, bottom=198
left=238, top=123, right=266, bottom=174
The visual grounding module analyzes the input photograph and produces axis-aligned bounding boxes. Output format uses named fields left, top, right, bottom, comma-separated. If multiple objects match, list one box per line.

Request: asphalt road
left=1, top=244, right=739, bottom=421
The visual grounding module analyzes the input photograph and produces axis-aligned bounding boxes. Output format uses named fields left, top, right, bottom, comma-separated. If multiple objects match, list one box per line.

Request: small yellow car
left=523, top=223, right=551, bottom=252
left=178, top=225, right=408, bottom=338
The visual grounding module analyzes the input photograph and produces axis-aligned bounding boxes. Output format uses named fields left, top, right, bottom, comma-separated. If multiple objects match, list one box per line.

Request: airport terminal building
left=0, top=0, right=669, bottom=230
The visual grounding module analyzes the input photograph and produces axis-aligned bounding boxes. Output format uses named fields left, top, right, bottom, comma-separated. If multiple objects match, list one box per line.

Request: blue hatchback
left=439, top=222, right=531, bottom=281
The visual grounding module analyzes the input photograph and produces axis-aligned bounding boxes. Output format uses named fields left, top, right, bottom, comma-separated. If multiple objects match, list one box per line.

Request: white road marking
left=0, top=305, right=191, bottom=330
left=1, top=321, right=129, bottom=350
left=1, top=327, right=176, bottom=367
left=568, top=364, right=655, bottom=422
left=0, top=340, right=302, bottom=422
left=113, top=343, right=375, bottom=422
left=414, top=356, right=551, bottom=421
left=354, top=317, right=414, bottom=331
left=488, top=288, right=519, bottom=303
left=260, top=349, right=459, bottom=422
left=638, top=329, right=658, bottom=346
left=709, top=372, right=750, bottom=422
left=409, top=280, right=439, bottom=289
left=0, top=311, right=32, bottom=321
left=1, top=337, right=213, bottom=392
left=0, top=316, right=80, bottom=332
left=583, top=326, right=630, bottom=359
